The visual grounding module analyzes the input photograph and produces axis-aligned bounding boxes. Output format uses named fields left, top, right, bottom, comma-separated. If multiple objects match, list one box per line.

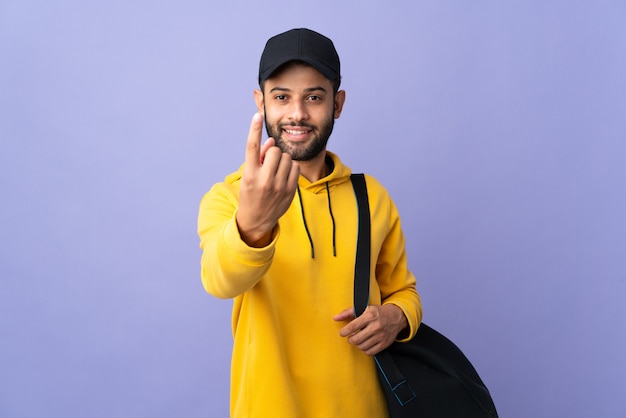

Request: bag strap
left=351, top=173, right=371, bottom=318
left=351, top=173, right=417, bottom=406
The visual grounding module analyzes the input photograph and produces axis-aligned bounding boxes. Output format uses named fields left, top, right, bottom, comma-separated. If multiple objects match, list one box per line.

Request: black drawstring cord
left=296, top=186, right=315, bottom=258
left=325, top=181, right=337, bottom=257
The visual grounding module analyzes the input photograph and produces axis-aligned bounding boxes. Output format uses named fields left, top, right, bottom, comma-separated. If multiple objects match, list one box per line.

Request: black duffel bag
left=351, top=174, right=498, bottom=418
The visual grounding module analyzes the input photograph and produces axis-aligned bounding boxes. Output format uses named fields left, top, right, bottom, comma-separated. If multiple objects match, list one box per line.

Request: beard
left=264, top=113, right=335, bottom=161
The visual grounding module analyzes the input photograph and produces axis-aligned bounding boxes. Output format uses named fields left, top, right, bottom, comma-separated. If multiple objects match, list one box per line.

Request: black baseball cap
left=258, top=28, right=340, bottom=85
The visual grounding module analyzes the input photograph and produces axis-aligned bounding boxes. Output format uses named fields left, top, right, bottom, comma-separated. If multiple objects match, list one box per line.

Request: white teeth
left=285, top=129, right=307, bottom=135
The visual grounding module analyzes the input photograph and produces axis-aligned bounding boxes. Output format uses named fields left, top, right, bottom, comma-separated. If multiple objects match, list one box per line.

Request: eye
left=275, top=95, right=287, bottom=101
left=307, top=95, right=322, bottom=101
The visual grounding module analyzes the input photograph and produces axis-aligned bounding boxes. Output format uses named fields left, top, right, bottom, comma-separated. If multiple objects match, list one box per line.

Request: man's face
left=255, top=63, right=345, bottom=161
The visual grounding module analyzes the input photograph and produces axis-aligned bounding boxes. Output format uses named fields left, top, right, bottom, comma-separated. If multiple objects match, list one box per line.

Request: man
left=198, top=28, right=421, bottom=417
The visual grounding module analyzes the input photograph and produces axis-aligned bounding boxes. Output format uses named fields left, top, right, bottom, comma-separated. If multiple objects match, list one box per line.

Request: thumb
left=333, top=307, right=355, bottom=322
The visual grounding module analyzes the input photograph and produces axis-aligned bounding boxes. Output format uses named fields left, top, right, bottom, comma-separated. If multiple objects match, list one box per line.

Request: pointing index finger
left=245, top=113, right=264, bottom=168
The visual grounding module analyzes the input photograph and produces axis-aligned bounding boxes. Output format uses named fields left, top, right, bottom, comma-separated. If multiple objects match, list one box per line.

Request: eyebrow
left=269, top=86, right=328, bottom=94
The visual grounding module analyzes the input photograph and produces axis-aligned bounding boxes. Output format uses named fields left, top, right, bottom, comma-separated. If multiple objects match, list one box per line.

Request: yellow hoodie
left=198, top=152, right=421, bottom=418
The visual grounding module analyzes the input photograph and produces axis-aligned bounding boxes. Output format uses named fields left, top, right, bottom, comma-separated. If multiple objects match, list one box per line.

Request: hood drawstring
left=325, top=181, right=337, bottom=257
left=296, top=181, right=337, bottom=259
left=296, top=186, right=315, bottom=258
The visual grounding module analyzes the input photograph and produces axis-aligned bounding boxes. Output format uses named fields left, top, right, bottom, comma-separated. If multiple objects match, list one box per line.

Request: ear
left=254, top=89, right=264, bottom=114
left=333, top=90, right=346, bottom=119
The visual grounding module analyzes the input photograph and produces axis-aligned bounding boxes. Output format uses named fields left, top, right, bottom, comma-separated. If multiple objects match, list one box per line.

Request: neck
left=298, top=151, right=328, bottom=182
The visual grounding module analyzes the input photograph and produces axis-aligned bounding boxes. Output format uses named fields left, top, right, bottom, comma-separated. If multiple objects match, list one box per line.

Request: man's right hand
left=236, top=113, right=300, bottom=247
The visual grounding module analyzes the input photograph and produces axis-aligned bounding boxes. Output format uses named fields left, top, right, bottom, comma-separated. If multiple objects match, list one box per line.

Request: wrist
left=235, top=214, right=275, bottom=248
left=239, top=228, right=273, bottom=248
left=384, top=303, right=409, bottom=339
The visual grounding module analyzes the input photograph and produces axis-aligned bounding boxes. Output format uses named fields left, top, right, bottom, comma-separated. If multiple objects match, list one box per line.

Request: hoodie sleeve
left=197, top=181, right=279, bottom=299
left=367, top=175, right=422, bottom=341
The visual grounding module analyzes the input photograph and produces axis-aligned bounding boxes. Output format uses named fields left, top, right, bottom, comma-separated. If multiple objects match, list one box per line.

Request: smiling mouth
left=284, top=128, right=310, bottom=134
left=282, top=127, right=313, bottom=139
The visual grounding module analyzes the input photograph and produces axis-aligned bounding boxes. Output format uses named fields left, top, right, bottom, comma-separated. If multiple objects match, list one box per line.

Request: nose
left=289, top=100, right=309, bottom=122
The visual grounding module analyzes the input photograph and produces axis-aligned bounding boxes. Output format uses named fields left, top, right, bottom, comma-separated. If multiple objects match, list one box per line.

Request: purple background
left=2, top=1, right=625, bottom=417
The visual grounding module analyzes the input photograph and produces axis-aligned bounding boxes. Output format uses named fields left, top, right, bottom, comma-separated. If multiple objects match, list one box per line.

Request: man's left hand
left=333, top=304, right=408, bottom=356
